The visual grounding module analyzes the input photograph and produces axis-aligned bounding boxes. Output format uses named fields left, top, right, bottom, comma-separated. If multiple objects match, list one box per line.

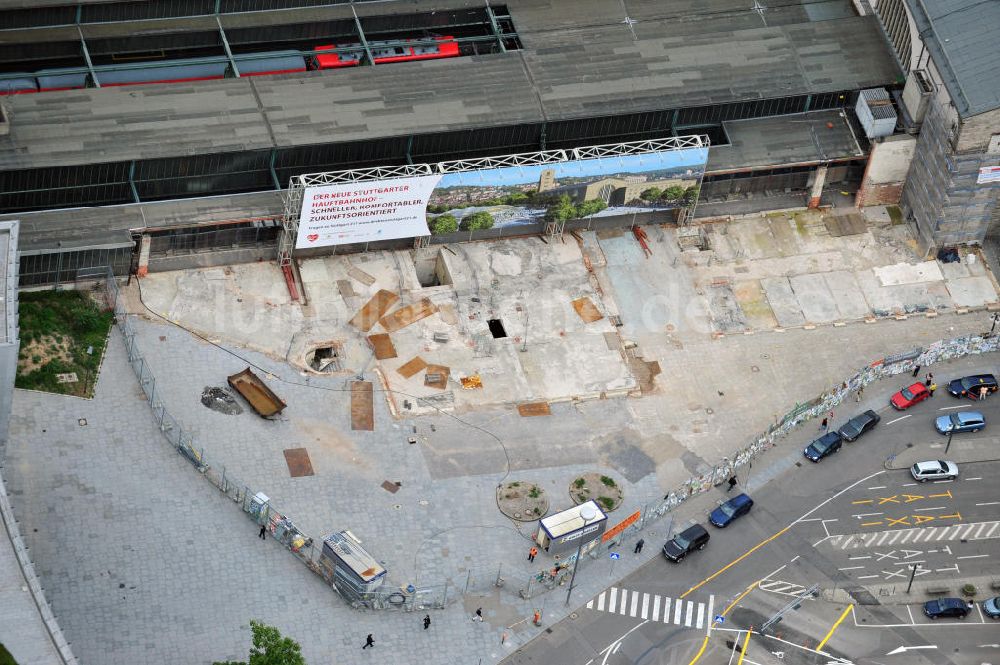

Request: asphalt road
left=503, top=361, right=1000, bottom=665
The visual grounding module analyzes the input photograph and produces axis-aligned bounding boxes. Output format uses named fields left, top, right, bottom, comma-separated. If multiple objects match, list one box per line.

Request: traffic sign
left=714, top=615, right=725, bottom=624
left=609, top=552, right=620, bottom=560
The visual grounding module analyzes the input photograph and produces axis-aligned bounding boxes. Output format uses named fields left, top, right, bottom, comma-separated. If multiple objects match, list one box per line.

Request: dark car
left=803, top=431, right=843, bottom=462
left=838, top=410, right=881, bottom=442
left=947, top=374, right=998, bottom=399
left=662, top=524, right=710, bottom=562
left=709, top=493, right=754, bottom=528
left=923, top=597, right=971, bottom=619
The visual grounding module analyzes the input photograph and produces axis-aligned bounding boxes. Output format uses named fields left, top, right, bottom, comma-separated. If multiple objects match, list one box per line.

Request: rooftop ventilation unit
left=901, top=70, right=933, bottom=127
left=855, top=88, right=898, bottom=139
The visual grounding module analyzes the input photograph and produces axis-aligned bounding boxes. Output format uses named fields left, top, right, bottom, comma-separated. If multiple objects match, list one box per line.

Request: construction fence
left=102, top=267, right=1000, bottom=609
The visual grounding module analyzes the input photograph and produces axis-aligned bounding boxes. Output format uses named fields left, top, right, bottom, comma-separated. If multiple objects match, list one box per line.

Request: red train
left=0, top=36, right=458, bottom=95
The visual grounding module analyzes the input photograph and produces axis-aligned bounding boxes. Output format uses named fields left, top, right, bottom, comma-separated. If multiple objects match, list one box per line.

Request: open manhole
left=488, top=319, right=507, bottom=339
left=305, top=342, right=343, bottom=372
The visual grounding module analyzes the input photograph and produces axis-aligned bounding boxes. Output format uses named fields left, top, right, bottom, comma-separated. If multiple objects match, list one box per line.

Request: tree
left=574, top=198, right=608, bottom=218
left=660, top=185, right=685, bottom=202
left=543, top=195, right=576, bottom=224
left=213, top=621, right=306, bottom=665
left=683, top=185, right=701, bottom=203
left=639, top=187, right=662, bottom=202
left=460, top=211, right=495, bottom=231
left=429, top=213, right=458, bottom=234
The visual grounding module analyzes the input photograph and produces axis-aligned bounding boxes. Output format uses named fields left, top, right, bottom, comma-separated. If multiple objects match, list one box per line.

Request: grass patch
left=886, top=205, right=903, bottom=225
left=573, top=478, right=586, bottom=489
left=600, top=475, right=617, bottom=488
left=0, top=643, right=18, bottom=665
left=597, top=496, right=616, bottom=511
left=16, top=289, right=113, bottom=398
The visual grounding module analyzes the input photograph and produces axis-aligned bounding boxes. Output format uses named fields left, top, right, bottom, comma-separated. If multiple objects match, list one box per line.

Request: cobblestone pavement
left=5, top=294, right=1000, bottom=664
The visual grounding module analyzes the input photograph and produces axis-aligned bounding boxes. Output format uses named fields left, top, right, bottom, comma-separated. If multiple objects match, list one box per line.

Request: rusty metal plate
left=517, top=402, right=552, bottom=417
left=350, top=381, right=374, bottom=431
left=283, top=448, right=315, bottom=477
left=397, top=356, right=428, bottom=378
left=571, top=296, right=604, bottom=323
left=349, top=289, right=400, bottom=332
left=367, top=333, right=397, bottom=360
left=379, top=298, right=438, bottom=332
left=423, top=364, right=450, bottom=390
left=381, top=480, right=401, bottom=494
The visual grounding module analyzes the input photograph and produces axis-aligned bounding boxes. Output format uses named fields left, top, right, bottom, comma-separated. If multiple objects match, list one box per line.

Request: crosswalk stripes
left=587, top=588, right=712, bottom=629
left=825, top=521, right=1000, bottom=550
left=758, top=579, right=808, bottom=597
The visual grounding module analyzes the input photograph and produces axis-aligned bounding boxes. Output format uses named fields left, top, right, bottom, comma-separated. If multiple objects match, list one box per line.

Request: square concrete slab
left=733, top=280, right=778, bottom=329
left=761, top=277, right=806, bottom=327
left=874, top=261, right=943, bottom=286
left=823, top=271, right=871, bottom=320
left=789, top=273, right=838, bottom=323
left=946, top=276, right=1000, bottom=307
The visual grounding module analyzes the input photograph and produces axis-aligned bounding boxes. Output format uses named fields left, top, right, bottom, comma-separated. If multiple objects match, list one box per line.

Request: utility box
left=855, top=88, right=898, bottom=139
left=320, top=530, right=386, bottom=600
left=535, top=500, right=608, bottom=557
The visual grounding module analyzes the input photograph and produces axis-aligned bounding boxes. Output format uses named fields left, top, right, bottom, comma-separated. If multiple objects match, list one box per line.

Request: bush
left=429, top=214, right=458, bottom=235
left=544, top=195, right=576, bottom=224
left=528, top=485, right=541, bottom=498
left=597, top=496, right=615, bottom=511
left=600, top=475, right=616, bottom=487
left=574, top=478, right=586, bottom=489
left=460, top=211, right=494, bottom=231
left=574, top=199, right=607, bottom=218
left=683, top=185, right=701, bottom=203
left=660, top=185, right=686, bottom=202
left=639, top=187, right=662, bottom=201
left=961, top=583, right=977, bottom=597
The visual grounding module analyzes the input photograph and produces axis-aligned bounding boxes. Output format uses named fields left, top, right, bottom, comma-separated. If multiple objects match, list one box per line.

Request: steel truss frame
left=277, top=135, right=710, bottom=266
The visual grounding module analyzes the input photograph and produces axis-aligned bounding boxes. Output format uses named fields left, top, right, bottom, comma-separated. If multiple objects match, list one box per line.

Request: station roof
left=904, top=0, right=1000, bottom=117
left=0, top=0, right=900, bottom=171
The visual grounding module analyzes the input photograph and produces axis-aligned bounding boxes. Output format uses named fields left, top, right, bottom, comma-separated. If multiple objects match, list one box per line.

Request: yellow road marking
left=816, top=605, right=853, bottom=651
left=851, top=499, right=873, bottom=505
left=886, top=516, right=910, bottom=527
left=680, top=527, right=790, bottom=599
left=686, top=635, right=710, bottom=665
left=914, top=514, right=935, bottom=524
left=878, top=495, right=899, bottom=504
left=722, top=581, right=759, bottom=617
left=939, top=511, right=962, bottom=521
left=736, top=628, right=752, bottom=665
left=904, top=493, right=926, bottom=502
left=928, top=490, right=952, bottom=499
left=861, top=521, right=883, bottom=527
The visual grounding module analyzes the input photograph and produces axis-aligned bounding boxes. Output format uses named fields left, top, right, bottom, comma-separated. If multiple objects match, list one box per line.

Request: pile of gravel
left=200, top=386, right=243, bottom=415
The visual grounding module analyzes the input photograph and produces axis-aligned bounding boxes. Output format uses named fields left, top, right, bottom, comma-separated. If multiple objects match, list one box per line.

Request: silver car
left=910, top=460, right=959, bottom=482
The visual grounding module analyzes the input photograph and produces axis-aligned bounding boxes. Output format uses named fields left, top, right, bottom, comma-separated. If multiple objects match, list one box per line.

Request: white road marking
left=853, top=512, right=884, bottom=518
left=662, top=597, right=671, bottom=622
left=629, top=591, right=639, bottom=617
left=956, top=554, right=989, bottom=560
left=640, top=592, right=649, bottom=619
left=857, top=574, right=879, bottom=579
left=838, top=566, right=866, bottom=571
left=867, top=485, right=887, bottom=490
left=684, top=600, right=694, bottom=627
left=976, top=501, right=1000, bottom=507
left=608, top=588, right=617, bottom=612
left=907, top=605, right=915, bottom=624
left=938, top=405, right=970, bottom=410
left=705, top=595, right=714, bottom=636
left=651, top=595, right=660, bottom=622
left=849, top=555, right=872, bottom=560
left=620, top=589, right=629, bottom=615
left=915, top=506, right=947, bottom=511
left=597, top=592, right=605, bottom=611
left=674, top=598, right=683, bottom=624
left=886, top=415, right=912, bottom=425
left=966, top=477, right=983, bottom=481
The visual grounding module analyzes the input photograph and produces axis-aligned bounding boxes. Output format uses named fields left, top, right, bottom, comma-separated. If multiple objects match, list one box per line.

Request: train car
left=314, top=36, right=458, bottom=69
left=233, top=50, right=308, bottom=77
left=36, top=67, right=90, bottom=92
left=96, top=58, right=229, bottom=86
left=0, top=75, right=38, bottom=95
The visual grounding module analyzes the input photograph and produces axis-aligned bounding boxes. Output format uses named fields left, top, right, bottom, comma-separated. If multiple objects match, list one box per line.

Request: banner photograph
left=296, top=174, right=442, bottom=249
left=426, top=147, right=708, bottom=234
left=294, top=144, right=708, bottom=247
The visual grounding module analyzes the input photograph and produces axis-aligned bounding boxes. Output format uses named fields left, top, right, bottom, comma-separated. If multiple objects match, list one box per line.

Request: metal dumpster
left=227, top=367, right=286, bottom=418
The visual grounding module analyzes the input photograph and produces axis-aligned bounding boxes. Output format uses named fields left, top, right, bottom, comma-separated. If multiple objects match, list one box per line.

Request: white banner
left=296, top=175, right=442, bottom=248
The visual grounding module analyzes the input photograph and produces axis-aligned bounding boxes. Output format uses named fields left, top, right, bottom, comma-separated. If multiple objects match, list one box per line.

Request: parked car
left=891, top=382, right=931, bottom=409
left=838, top=410, right=881, bottom=442
left=662, top=524, right=710, bottom=562
left=910, top=460, right=959, bottom=482
left=983, top=597, right=1000, bottom=619
left=709, top=493, right=754, bottom=528
left=947, top=373, right=998, bottom=399
left=923, top=597, right=971, bottom=619
left=803, top=431, right=843, bottom=462
left=935, top=410, right=985, bottom=434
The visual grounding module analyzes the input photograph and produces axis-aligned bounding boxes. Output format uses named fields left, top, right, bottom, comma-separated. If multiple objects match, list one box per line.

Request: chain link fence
left=103, top=267, right=1000, bottom=611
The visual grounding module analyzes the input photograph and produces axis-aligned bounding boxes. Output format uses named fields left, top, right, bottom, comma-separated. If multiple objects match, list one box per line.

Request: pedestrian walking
left=362, top=634, right=374, bottom=650
left=634, top=539, right=644, bottom=554
left=423, top=614, right=431, bottom=630
left=912, top=364, right=921, bottom=377
left=528, top=546, right=538, bottom=563
left=925, top=372, right=933, bottom=387
left=473, top=608, right=484, bottom=622
left=726, top=475, right=738, bottom=492
left=980, top=386, right=988, bottom=401
left=258, top=524, right=266, bottom=540
left=929, top=382, right=937, bottom=396
left=820, top=417, right=828, bottom=430
left=855, top=386, right=864, bottom=402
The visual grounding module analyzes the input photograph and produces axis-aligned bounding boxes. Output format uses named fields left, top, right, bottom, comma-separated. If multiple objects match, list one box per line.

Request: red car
left=890, top=382, right=930, bottom=410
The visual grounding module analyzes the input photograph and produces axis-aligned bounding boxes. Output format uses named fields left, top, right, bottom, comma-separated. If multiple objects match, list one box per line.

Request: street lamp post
left=565, top=504, right=597, bottom=606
